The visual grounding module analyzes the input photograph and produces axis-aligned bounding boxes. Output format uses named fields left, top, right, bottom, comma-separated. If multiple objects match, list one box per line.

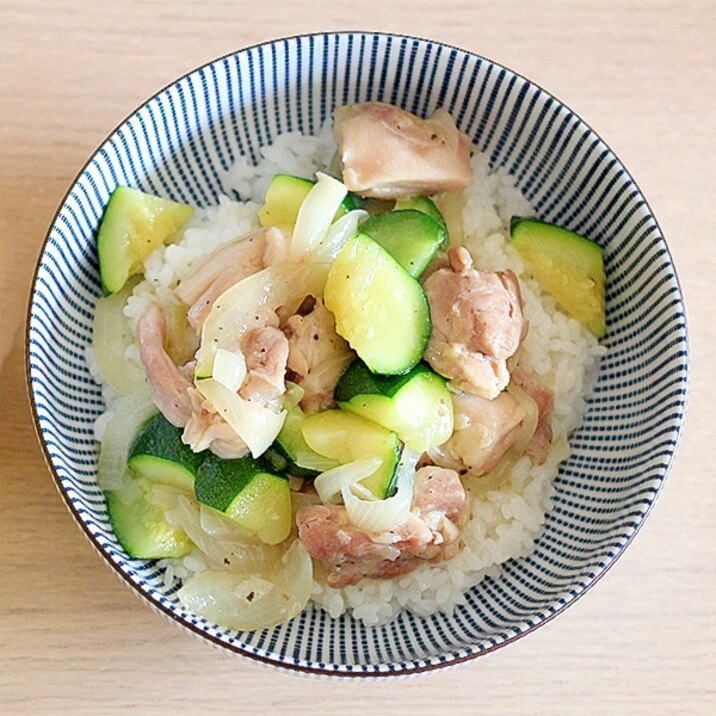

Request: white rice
left=93, top=127, right=605, bottom=626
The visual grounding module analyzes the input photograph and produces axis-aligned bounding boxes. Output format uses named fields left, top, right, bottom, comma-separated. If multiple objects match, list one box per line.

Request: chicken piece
left=136, top=305, right=249, bottom=456
left=297, top=506, right=421, bottom=587
left=429, top=390, right=525, bottom=477
left=175, top=227, right=287, bottom=332
left=296, top=466, right=465, bottom=587
left=333, top=102, right=472, bottom=199
left=413, top=465, right=465, bottom=523
left=512, top=367, right=554, bottom=464
left=183, top=323, right=288, bottom=452
left=136, top=304, right=193, bottom=427
left=182, top=387, right=249, bottom=459
left=423, top=247, right=526, bottom=399
left=174, top=230, right=265, bottom=307
left=285, top=298, right=354, bottom=413
left=239, top=326, right=290, bottom=405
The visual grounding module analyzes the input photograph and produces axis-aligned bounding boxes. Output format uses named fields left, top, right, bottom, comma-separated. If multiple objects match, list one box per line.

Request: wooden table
left=1, top=1, right=714, bottom=713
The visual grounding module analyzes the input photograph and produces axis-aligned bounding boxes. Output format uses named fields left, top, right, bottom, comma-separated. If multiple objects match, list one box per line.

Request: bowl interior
left=27, top=32, right=688, bottom=675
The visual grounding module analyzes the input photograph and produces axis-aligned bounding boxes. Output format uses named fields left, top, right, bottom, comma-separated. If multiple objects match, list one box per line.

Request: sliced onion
left=92, top=284, right=146, bottom=395
left=97, top=384, right=156, bottom=492
left=160, top=492, right=283, bottom=574
left=290, top=172, right=348, bottom=261
left=199, top=503, right=248, bottom=537
left=212, top=348, right=247, bottom=392
left=341, top=448, right=420, bottom=533
left=507, top=380, right=539, bottom=454
left=195, top=262, right=329, bottom=376
left=196, top=378, right=285, bottom=458
left=314, top=458, right=382, bottom=505
left=177, top=540, right=313, bottom=631
left=313, top=209, right=367, bottom=262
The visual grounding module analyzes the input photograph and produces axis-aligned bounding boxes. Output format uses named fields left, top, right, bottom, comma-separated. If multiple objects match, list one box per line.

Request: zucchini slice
left=128, top=413, right=204, bottom=492
left=274, top=386, right=341, bottom=477
left=300, top=410, right=401, bottom=499
left=107, top=480, right=192, bottom=559
left=394, top=195, right=449, bottom=247
left=510, top=217, right=606, bottom=337
left=258, top=173, right=360, bottom=228
left=324, top=234, right=431, bottom=375
left=359, top=210, right=446, bottom=277
left=195, top=454, right=291, bottom=545
left=98, top=186, right=194, bottom=294
left=336, top=360, right=453, bottom=451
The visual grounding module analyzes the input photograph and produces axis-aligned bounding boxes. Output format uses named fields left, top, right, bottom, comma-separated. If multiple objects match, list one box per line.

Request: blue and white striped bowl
left=27, top=32, right=688, bottom=676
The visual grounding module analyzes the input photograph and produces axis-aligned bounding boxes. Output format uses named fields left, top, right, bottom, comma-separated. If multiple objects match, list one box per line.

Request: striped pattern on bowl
left=27, top=32, right=688, bottom=676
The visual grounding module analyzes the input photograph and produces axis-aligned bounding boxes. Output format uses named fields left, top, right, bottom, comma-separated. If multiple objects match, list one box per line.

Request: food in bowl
left=87, top=101, right=606, bottom=630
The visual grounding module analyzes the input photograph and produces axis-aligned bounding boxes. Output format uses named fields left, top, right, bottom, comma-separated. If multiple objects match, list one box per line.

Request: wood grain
left=1, top=1, right=714, bottom=713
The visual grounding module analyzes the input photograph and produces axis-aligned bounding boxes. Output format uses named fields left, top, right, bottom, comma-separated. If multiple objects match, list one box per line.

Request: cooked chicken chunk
left=429, top=390, right=525, bottom=477
left=182, top=387, right=249, bottom=459
left=412, top=464, right=466, bottom=524
left=333, top=102, right=472, bottom=199
left=297, top=506, right=423, bottom=587
left=296, top=466, right=465, bottom=587
left=181, top=327, right=289, bottom=458
left=511, top=367, right=554, bottom=464
left=239, top=326, right=290, bottom=405
left=175, top=227, right=288, bottom=331
left=424, top=247, right=526, bottom=399
left=136, top=303, right=193, bottom=427
left=285, top=298, right=354, bottom=413
left=137, top=299, right=288, bottom=455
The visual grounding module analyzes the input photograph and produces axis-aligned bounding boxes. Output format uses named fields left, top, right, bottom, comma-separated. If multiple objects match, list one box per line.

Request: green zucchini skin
left=98, top=186, right=194, bottom=295
left=359, top=210, right=446, bottom=277
left=194, top=453, right=280, bottom=512
left=336, top=360, right=453, bottom=452
left=107, top=482, right=192, bottom=559
left=335, top=360, right=432, bottom=402
left=128, top=413, right=205, bottom=492
left=393, top=195, right=449, bottom=248
left=194, top=453, right=291, bottom=545
left=510, top=217, right=606, bottom=337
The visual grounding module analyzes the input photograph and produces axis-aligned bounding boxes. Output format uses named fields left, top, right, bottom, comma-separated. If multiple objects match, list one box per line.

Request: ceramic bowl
left=27, top=32, right=689, bottom=676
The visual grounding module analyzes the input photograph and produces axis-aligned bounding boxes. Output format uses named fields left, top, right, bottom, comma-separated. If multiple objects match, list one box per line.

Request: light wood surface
left=1, top=1, right=714, bottom=713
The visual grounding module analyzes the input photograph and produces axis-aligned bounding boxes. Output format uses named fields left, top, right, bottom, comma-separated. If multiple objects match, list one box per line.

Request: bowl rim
left=25, top=30, right=690, bottom=677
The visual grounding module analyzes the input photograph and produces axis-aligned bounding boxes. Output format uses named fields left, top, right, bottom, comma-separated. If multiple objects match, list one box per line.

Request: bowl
left=27, top=32, right=689, bottom=676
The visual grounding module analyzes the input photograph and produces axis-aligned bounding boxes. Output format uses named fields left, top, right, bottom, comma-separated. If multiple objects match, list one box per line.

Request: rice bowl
left=27, top=33, right=688, bottom=674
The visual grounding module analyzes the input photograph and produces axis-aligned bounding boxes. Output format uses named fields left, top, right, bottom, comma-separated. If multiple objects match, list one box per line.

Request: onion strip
left=196, top=378, right=285, bottom=458
left=92, top=283, right=146, bottom=395
left=341, top=448, right=420, bottom=533
left=313, top=209, right=367, bottom=262
left=212, top=348, right=247, bottom=392
left=177, top=540, right=313, bottom=631
left=97, top=384, right=156, bottom=493
left=290, top=172, right=348, bottom=261
left=314, top=458, right=382, bottom=505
